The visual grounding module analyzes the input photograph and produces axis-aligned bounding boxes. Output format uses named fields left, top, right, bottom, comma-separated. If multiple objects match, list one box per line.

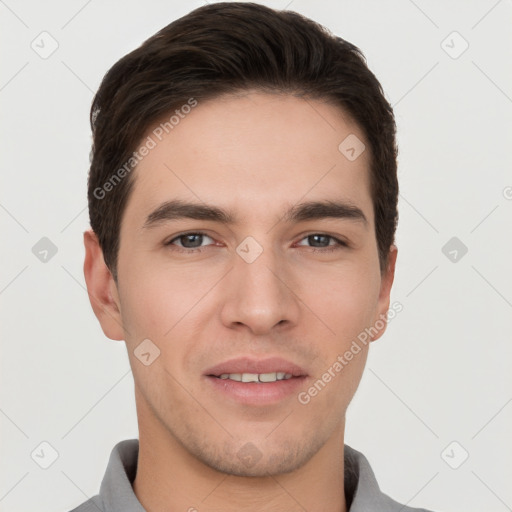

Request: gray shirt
left=69, top=439, right=435, bottom=512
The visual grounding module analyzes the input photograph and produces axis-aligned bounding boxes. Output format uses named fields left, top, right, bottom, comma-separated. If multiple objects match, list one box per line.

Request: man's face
left=87, top=91, right=396, bottom=477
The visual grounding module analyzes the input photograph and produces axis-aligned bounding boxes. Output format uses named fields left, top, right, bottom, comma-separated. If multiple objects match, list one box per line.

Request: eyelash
left=164, top=231, right=348, bottom=254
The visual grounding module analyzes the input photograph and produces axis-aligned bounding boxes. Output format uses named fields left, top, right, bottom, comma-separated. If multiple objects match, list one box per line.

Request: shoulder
left=344, top=445, right=439, bottom=512
left=67, top=494, right=103, bottom=511
left=368, top=490, right=438, bottom=512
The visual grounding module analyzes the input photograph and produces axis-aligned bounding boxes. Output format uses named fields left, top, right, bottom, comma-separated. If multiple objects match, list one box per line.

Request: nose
left=219, top=239, right=301, bottom=336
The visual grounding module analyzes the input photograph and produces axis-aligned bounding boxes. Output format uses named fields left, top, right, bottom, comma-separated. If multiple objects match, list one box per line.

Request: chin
left=186, top=433, right=325, bottom=478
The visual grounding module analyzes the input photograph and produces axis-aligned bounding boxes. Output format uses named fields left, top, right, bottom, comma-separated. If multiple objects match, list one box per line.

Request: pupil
left=182, top=234, right=202, bottom=248
left=310, top=234, right=328, bottom=247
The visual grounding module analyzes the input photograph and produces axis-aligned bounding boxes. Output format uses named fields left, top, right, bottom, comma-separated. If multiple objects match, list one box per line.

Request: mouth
left=204, top=357, right=308, bottom=405
left=209, top=372, right=295, bottom=383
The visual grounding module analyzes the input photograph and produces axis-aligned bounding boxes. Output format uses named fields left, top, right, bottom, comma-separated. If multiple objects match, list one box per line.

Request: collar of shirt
left=70, top=438, right=435, bottom=512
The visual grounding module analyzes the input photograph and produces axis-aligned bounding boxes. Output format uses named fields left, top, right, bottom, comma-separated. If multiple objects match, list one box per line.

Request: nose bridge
left=221, top=234, right=299, bottom=333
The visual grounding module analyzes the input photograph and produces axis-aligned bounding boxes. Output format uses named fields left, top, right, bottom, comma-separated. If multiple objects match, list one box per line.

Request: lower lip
left=205, top=375, right=307, bottom=405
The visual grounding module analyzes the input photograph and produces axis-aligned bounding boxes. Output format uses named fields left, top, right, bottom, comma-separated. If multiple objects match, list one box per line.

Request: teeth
left=241, top=373, right=259, bottom=383
left=259, top=372, right=278, bottom=382
left=217, top=372, right=294, bottom=382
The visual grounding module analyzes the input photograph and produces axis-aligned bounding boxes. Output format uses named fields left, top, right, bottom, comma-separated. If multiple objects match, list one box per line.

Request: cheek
left=118, top=252, right=203, bottom=330
left=117, top=260, right=218, bottom=369
left=301, top=262, right=381, bottom=341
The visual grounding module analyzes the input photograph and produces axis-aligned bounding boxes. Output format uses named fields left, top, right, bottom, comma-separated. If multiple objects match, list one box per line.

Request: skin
left=84, top=90, right=397, bottom=512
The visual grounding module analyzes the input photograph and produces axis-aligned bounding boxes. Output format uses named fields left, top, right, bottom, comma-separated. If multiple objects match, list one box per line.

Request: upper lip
left=204, top=357, right=307, bottom=377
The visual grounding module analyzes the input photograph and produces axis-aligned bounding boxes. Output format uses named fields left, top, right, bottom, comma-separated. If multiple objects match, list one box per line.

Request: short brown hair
left=88, top=2, right=398, bottom=282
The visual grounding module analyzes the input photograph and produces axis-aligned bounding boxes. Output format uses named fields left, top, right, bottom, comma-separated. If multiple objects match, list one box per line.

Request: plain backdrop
left=1, top=1, right=511, bottom=511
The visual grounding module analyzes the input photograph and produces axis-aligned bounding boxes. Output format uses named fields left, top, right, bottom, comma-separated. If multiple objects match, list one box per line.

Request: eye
left=295, top=233, right=347, bottom=253
left=164, top=231, right=348, bottom=254
left=165, top=231, right=214, bottom=252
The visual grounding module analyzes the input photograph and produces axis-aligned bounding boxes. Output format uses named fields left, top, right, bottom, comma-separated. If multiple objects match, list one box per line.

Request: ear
left=83, top=229, right=125, bottom=341
left=370, top=244, right=398, bottom=342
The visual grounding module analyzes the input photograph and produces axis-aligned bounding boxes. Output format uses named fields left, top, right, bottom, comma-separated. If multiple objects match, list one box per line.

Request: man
left=74, top=2, right=435, bottom=511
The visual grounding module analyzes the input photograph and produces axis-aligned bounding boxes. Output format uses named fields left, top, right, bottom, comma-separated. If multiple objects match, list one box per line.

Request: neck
left=133, top=391, right=347, bottom=512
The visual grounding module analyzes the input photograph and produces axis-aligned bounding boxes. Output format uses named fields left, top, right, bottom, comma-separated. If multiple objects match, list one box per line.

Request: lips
left=204, top=357, right=308, bottom=405
left=204, top=356, right=307, bottom=378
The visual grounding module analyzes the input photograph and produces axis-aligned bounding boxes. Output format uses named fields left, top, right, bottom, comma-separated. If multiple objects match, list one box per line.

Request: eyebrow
left=142, top=198, right=368, bottom=230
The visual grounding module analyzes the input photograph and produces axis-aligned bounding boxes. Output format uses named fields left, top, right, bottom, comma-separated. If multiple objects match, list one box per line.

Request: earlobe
left=83, top=229, right=125, bottom=341
left=370, top=244, right=398, bottom=343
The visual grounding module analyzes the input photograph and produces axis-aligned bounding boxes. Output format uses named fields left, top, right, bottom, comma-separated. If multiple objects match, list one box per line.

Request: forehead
left=122, top=91, right=373, bottom=230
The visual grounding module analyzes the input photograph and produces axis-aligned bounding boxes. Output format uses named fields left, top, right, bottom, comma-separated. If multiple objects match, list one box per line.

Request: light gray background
left=1, top=1, right=511, bottom=511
